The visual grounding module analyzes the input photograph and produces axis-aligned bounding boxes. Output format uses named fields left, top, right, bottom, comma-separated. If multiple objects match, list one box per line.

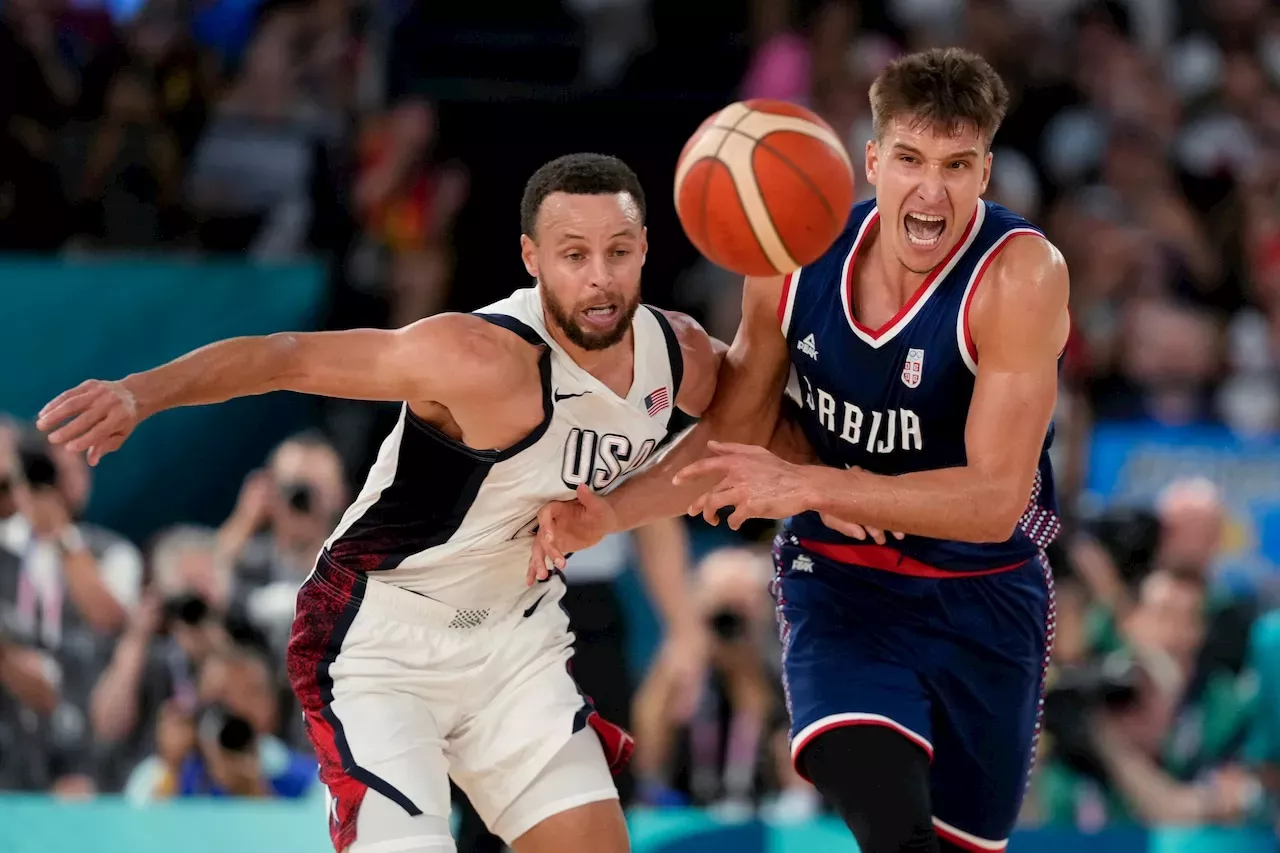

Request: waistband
left=311, top=550, right=492, bottom=629
left=795, top=539, right=1024, bottom=579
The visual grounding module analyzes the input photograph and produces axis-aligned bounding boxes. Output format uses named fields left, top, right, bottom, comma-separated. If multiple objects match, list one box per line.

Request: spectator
left=632, top=547, right=786, bottom=814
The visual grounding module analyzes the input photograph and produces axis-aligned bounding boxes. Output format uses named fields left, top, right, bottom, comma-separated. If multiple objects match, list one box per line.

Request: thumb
left=576, top=484, right=604, bottom=508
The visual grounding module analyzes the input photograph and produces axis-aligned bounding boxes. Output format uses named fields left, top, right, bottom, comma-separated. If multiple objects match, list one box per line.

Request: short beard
left=542, top=289, right=640, bottom=352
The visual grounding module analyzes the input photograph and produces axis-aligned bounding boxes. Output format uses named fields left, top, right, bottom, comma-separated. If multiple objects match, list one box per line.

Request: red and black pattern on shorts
left=286, top=553, right=368, bottom=852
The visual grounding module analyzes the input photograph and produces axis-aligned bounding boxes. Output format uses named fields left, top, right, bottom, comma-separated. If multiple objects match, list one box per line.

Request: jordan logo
left=902, top=348, right=924, bottom=388
left=798, top=333, right=819, bottom=360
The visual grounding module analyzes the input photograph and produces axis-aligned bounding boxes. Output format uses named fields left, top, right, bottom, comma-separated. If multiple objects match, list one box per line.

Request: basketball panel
left=700, top=160, right=781, bottom=277
left=754, top=132, right=855, bottom=265
left=674, top=157, right=717, bottom=260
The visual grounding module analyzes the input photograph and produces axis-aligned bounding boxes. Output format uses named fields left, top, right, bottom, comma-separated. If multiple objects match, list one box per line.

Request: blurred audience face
left=1155, top=478, right=1225, bottom=575
left=127, top=0, right=187, bottom=63
left=867, top=116, right=991, bottom=276
left=241, top=10, right=304, bottom=98
left=1125, top=570, right=1206, bottom=665
left=156, top=698, right=197, bottom=767
left=152, top=527, right=228, bottom=610
left=1120, top=299, right=1221, bottom=386
left=267, top=438, right=346, bottom=548
left=695, top=548, right=773, bottom=666
left=198, top=651, right=278, bottom=737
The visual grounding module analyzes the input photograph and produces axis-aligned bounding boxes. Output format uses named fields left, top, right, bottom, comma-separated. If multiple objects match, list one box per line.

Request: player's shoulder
left=649, top=307, right=711, bottom=350
left=647, top=307, right=722, bottom=416
left=403, top=312, right=539, bottom=390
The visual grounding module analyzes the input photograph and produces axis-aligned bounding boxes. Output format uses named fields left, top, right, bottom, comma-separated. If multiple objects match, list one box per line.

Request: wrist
left=802, top=465, right=844, bottom=516
left=119, top=374, right=152, bottom=420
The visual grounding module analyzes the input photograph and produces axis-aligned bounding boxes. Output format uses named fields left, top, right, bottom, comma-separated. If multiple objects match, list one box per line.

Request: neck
left=543, top=308, right=636, bottom=384
left=868, top=221, right=929, bottom=303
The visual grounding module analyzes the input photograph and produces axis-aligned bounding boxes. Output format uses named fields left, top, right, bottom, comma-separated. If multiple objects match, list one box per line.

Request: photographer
left=216, top=432, right=347, bottom=656
left=0, top=428, right=143, bottom=793
left=90, top=526, right=231, bottom=790
left=631, top=547, right=789, bottom=814
left=171, top=646, right=315, bottom=800
left=1039, top=567, right=1264, bottom=826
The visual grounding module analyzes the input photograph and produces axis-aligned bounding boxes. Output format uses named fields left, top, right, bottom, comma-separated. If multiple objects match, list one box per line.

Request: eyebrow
left=891, top=143, right=981, bottom=161
left=562, top=230, right=635, bottom=241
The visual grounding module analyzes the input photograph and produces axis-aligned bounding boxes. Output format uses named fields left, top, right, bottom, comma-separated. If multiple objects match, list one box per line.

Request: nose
left=588, top=254, right=611, bottom=288
left=917, top=167, right=947, bottom=206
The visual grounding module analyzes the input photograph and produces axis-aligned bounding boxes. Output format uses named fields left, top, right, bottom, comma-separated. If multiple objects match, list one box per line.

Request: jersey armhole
left=646, top=306, right=685, bottom=402
left=955, top=228, right=1044, bottom=375
left=778, top=269, right=801, bottom=337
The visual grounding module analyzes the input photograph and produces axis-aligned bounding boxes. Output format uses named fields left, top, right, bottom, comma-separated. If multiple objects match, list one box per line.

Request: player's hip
left=287, top=551, right=573, bottom=709
left=772, top=533, right=1054, bottom=662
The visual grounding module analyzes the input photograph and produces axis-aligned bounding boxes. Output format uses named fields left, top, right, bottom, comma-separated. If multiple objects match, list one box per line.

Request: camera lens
left=709, top=609, right=746, bottom=641
left=281, top=482, right=313, bottom=513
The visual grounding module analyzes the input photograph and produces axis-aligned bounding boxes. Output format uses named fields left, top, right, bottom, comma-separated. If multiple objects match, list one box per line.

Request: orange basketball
left=674, top=99, right=855, bottom=277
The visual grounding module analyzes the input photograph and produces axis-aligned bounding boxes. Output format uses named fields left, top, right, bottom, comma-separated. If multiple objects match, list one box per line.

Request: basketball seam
left=723, top=125, right=839, bottom=228
left=699, top=107, right=774, bottom=273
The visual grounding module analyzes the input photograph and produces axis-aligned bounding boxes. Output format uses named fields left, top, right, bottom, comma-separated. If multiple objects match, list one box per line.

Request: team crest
left=901, top=348, right=924, bottom=388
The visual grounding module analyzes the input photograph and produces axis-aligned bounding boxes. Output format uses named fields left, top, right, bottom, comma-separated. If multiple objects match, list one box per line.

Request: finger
left=526, top=542, right=541, bottom=586
left=37, top=382, right=93, bottom=423
left=727, top=504, right=753, bottom=530
left=575, top=483, right=600, bottom=507
left=64, top=412, right=123, bottom=454
left=893, top=531, right=905, bottom=540
left=87, top=435, right=125, bottom=467
left=45, top=400, right=107, bottom=444
left=869, top=527, right=887, bottom=545
left=672, top=458, right=731, bottom=486
left=701, top=486, right=744, bottom=527
left=706, top=441, right=769, bottom=456
left=58, top=409, right=116, bottom=450
left=820, top=513, right=866, bottom=539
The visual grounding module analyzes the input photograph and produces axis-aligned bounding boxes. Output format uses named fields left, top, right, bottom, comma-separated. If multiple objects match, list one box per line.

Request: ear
left=520, top=234, right=539, bottom=279
left=865, top=139, right=879, bottom=187
left=979, top=150, right=993, bottom=196
left=640, top=226, right=648, bottom=266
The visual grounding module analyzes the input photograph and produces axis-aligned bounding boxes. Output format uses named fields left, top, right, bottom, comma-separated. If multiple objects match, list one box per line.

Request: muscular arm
left=608, top=277, right=792, bottom=531
left=39, top=314, right=527, bottom=459
left=805, top=235, right=1070, bottom=542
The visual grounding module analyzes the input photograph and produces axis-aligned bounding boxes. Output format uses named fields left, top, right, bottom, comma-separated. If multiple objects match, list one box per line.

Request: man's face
left=521, top=191, right=647, bottom=351
left=867, top=115, right=991, bottom=275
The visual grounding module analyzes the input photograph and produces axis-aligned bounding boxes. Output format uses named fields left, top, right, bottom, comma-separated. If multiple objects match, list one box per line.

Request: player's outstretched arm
left=682, top=235, right=1069, bottom=542
left=37, top=315, right=509, bottom=466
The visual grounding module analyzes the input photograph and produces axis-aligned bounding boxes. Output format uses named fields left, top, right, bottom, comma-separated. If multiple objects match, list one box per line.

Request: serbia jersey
left=319, top=286, right=688, bottom=613
left=779, top=199, right=1062, bottom=573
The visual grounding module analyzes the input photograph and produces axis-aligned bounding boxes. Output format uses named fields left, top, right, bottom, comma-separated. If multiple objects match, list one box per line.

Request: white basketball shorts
left=286, top=552, right=633, bottom=852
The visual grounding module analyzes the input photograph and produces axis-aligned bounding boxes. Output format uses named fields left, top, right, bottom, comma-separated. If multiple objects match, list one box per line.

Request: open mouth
left=581, top=304, right=619, bottom=327
left=903, top=213, right=946, bottom=249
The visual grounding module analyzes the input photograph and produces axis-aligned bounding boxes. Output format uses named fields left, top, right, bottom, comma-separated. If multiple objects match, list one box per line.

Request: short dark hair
left=520, top=153, right=646, bottom=239
left=869, top=47, right=1010, bottom=146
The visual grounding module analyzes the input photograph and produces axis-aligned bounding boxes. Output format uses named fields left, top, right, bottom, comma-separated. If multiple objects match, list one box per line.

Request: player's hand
left=36, top=379, right=141, bottom=466
left=816, top=512, right=903, bottom=545
left=526, top=484, right=618, bottom=586
left=674, top=441, right=812, bottom=530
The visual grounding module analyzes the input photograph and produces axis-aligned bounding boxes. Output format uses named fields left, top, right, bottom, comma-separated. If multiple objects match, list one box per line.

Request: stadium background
left=1, top=0, right=1279, bottom=851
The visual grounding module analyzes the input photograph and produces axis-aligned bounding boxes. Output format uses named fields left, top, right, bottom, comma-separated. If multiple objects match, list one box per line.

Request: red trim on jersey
left=845, top=208, right=978, bottom=340
left=962, top=230, right=1044, bottom=366
left=798, top=540, right=1023, bottom=579
left=777, top=271, right=795, bottom=326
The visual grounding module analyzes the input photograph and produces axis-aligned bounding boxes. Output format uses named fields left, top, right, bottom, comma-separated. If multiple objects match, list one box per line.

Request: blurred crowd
left=1, top=0, right=1279, bottom=848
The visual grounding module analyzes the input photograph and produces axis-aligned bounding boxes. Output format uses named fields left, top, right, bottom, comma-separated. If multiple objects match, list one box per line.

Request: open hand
left=37, top=380, right=140, bottom=466
left=526, top=484, right=618, bottom=586
left=674, top=441, right=815, bottom=530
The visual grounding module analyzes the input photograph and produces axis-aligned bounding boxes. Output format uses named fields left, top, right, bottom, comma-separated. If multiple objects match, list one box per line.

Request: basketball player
left=36, top=153, right=722, bottom=853
left=529, top=49, right=1069, bottom=853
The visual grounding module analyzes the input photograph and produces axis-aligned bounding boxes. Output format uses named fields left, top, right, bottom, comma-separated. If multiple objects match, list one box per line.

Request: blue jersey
left=778, top=198, right=1061, bottom=573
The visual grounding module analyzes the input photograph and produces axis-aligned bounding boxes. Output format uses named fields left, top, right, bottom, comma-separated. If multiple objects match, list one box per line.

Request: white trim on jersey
left=840, top=201, right=986, bottom=349
left=954, top=227, right=1044, bottom=375
left=779, top=268, right=802, bottom=337
left=931, top=817, right=1008, bottom=851
left=324, top=410, right=407, bottom=550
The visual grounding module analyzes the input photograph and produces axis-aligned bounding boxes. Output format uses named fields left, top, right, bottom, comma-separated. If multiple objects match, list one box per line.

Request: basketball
left=674, top=99, right=855, bottom=277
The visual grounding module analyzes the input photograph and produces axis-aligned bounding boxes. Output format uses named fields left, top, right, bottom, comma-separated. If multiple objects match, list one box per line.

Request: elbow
left=965, top=492, right=1025, bottom=543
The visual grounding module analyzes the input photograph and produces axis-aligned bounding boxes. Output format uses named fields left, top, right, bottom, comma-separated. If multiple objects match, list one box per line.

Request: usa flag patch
left=644, top=387, right=670, bottom=417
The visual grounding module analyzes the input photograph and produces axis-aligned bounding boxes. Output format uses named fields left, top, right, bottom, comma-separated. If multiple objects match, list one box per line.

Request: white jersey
left=321, top=286, right=690, bottom=616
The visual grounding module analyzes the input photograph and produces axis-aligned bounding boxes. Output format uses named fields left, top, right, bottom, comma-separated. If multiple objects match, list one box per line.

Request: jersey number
left=561, top=429, right=657, bottom=491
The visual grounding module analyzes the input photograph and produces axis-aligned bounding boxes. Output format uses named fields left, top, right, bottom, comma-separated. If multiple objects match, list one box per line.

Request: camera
left=1085, top=506, right=1162, bottom=589
left=197, top=704, right=257, bottom=754
left=708, top=608, right=747, bottom=642
left=17, top=438, right=58, bottom=489
left=163, top=593, right=211, bottom=629
left=1040, top=654, right=1143, bottom=781
left=279, top=481, right=314, bottom=514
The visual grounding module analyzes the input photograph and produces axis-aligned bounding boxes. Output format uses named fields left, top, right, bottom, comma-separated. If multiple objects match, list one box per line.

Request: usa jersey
left=321, top=286, right=688, bottom=611
left=779, top=199, right=1061, bottom=573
